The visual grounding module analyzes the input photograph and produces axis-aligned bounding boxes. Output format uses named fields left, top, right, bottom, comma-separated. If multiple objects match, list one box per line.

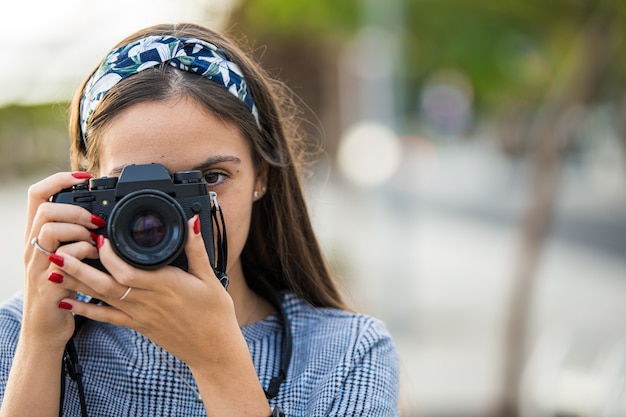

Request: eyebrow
left=191, top=155, right=242, bottom=171
left=108, top=155, right=242, bottom=176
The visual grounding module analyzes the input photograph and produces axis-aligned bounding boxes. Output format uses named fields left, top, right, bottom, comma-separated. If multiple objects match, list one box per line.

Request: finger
left=26, top=171, right=92, bottom=241
left=47, top=269, right=107, bottom=308
left=47, top=249, right=130, bottom=303
left=95, top=236, right=147, bottom=291
left=30, top=201, right=105, bottom=239
left=33, top=223, right=97, bottom=257
left=185, top=215, right=216, bottom=282
left=46, top=239, right=118, bottom=302
left=27, top=201, right=105, bottom=265
left=56, top=298, right=133, bottom=329
left=55, top=239, right=99, bottom=261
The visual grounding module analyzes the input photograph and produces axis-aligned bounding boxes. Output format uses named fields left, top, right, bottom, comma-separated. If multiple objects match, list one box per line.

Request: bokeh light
left=336, top=121, right=401, bottom=187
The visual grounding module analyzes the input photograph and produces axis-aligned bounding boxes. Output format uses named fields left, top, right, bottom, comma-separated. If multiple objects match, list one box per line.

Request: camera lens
left=129, top=211, right=166, bottom=247
left=108, top=190, right=187, bottom=269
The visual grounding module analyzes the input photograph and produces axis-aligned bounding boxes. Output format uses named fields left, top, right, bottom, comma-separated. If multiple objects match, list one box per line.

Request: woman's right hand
left=22, top=171, right=103, bottom=349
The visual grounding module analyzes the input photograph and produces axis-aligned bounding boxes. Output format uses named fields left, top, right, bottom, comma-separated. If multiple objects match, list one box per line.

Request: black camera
left=53, top=163, right=215, bottom=271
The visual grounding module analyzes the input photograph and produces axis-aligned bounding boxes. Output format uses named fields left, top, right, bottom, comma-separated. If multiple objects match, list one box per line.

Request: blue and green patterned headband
left=79, top=35, right=260, bottom=146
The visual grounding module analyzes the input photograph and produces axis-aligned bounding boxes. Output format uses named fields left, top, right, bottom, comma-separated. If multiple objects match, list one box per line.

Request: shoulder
left=276, top=292, right=400, bottom=415
left=283, top=292, right=393, bottom=337
left=282, top=292, right=398, bottom=364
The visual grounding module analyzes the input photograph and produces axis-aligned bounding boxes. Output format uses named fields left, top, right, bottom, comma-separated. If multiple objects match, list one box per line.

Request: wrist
left=18, top=325, right=71, bottom=353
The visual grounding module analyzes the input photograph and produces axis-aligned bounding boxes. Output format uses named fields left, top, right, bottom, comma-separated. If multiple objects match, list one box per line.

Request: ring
left=31, top=237, right=52, bottom=256
left=119, top=286, right=133, bottom=301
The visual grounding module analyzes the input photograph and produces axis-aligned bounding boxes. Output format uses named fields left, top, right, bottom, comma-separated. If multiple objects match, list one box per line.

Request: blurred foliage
left=0, top=104, right=70, bottom=182
left=231, top=0, right=361, bottom=40
left=404, top=0, right=626, bottom=106
left=232, top=0, right=626, bottom=153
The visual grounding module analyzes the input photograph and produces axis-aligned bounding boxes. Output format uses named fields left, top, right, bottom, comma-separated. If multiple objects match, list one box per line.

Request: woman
left=0, top=23, right=399, bottom=416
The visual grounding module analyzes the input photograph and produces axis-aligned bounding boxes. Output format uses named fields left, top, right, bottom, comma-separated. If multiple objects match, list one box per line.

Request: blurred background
left=1, top=0, right=625, bottom=416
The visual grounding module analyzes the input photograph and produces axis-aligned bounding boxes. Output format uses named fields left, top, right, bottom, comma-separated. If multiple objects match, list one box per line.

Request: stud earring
left=253, top=190, right=260, bottom=198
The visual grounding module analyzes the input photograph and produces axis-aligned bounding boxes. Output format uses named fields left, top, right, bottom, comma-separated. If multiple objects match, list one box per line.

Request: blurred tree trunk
left=496, top=7, right=616, bottom=417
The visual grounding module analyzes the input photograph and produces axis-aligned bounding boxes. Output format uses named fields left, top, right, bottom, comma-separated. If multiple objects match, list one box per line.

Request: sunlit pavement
left=1, top=142, right=625, bottom=416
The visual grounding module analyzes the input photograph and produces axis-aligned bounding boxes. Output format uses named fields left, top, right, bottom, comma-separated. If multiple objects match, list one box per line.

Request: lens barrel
left=108, top=190, right=187, bottom=269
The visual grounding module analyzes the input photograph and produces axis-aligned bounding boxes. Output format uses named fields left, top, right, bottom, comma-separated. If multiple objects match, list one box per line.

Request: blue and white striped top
left=0, top=292, right=400, bottom=416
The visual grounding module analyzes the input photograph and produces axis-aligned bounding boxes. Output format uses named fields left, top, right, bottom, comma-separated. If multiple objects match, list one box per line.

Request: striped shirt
left=0, top=292, right=400, bottom=416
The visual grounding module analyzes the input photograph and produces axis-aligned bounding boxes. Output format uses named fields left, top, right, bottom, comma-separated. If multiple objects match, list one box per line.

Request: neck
left=226, top=261, right=274, bottom=327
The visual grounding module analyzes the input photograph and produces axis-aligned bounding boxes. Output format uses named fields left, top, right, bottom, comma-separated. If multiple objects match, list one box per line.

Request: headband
left=79, top=35, right=260, bottom=146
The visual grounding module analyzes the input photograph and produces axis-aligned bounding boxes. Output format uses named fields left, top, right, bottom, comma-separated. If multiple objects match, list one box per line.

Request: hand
left=22, top=171, right=100, bottom=349
left=51, top=215, right=240, bottom=367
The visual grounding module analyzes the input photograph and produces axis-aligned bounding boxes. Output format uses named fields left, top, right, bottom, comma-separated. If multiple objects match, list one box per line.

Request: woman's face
left=97, top=97, right=265, bottom=279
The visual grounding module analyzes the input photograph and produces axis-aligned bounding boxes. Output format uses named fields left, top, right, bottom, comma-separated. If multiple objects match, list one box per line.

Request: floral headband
left=79, top=35, right=260, bottom=147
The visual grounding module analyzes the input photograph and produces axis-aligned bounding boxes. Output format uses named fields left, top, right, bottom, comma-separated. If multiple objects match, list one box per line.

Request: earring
left=253, top=190, right=260, bottom=198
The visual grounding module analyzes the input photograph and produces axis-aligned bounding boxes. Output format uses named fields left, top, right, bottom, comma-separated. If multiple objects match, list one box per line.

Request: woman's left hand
left=52, top=214, right=240, bottom=367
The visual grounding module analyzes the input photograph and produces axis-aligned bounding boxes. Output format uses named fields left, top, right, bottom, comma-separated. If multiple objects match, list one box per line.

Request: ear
left=253, top=161, right=269, bottom=200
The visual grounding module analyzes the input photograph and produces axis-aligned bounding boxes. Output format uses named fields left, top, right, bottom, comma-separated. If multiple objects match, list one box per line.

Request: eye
left=203, top=171, right=228, bottom=186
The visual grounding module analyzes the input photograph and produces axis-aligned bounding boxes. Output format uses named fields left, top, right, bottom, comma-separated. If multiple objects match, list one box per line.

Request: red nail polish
left=71, top=171, right=92, bottom=179
left=58, top=301, right=73, bottom=310
left=97, top=234, right=105, bottom=249
left=49, top=253, right=64, bottom=267
left=193, top=216, right=201, bottom=235
left=48, top=272, right=63, bottom=283
left=91, top=214, right=106, bottom=228
left=90, top=232, right=98, bottom=244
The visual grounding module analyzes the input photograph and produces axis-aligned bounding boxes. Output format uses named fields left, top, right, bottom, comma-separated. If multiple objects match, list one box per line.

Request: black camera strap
left=259, top=284, right=292, bottom=400
left=210, top=192, right=229, bottom=289
left=60, top=299, right=100, bottom=417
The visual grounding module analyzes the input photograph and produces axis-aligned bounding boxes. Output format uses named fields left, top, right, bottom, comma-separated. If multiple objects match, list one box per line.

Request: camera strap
left=210, top=192, right=229, bottom=289
left=60, top=298, right=101, bottom=417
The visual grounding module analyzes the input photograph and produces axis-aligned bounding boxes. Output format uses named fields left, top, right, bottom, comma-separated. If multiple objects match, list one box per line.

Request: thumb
left=184, top=215, right=216, bottom=282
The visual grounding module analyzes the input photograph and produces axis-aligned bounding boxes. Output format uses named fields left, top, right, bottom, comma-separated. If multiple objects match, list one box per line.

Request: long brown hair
left=68, top=23, right=347, bottom=309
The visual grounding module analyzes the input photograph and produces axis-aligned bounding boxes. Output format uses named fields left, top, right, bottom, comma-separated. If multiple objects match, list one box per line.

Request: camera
left=53, top=163, right=215, bottom=271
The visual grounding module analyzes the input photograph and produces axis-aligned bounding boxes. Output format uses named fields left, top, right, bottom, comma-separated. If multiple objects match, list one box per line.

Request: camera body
left=53, top=163, right=215, bottom=271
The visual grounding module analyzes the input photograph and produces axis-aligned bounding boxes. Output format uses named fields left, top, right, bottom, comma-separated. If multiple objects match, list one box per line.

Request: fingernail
left=71, top=171, right=92, bottom=179
left=97, top=234, right=105, bottom=249
left=91, top=214, right=106, bottom=228
left=193, top=215, right=201, bottom=235
left=90, top=232, right=98, bottom=244
left=48, top=272, right=63, bottom=283
left=49, top=253, right=64, bottom=267
left=58, top=301, right=73, bottom=310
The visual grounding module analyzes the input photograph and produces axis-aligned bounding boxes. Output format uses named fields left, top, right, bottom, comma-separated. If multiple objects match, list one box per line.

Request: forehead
left=97, top=98, right=252, bottom=175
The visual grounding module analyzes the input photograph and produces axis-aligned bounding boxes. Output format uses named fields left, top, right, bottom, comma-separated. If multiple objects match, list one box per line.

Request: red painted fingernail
left=97, top=234, right=105, bottom=249
left=58, top=301, right=73, bottom=310
left=193, top=215, right=201, bottom=235
left=90, top=232, right=98, bottom=244
left=71, top=171, right=92, bottom=179
left=49, top=253, right=64, bottom=267
left=91, top=214, right=106, bottom=228
left=48, top=272, right=64, bottom=283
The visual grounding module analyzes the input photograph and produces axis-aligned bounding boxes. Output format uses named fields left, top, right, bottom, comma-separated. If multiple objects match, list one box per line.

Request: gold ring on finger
left=119, top=286, right=133, bottom=301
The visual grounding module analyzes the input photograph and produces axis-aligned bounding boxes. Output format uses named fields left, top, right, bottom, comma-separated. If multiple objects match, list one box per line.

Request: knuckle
left=101, top=279, right=120, bottom=296
left=27, top=179, right=48, bottom=197
left=115, top=268, right=139, bottom=287
left=39, top=221, right=54, bottom=237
